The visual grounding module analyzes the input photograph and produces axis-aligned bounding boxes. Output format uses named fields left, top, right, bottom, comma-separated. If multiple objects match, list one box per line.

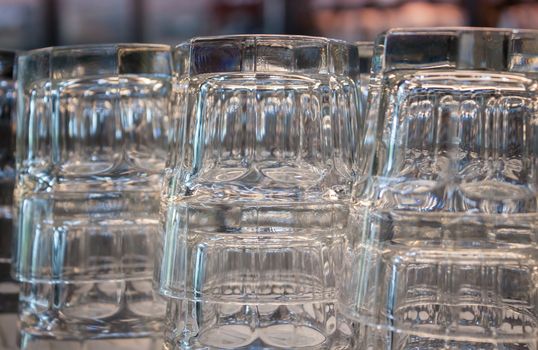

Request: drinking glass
left=13, top=44, right=172, bottom=340
left=157, top=35, right=361, bottom=349
left=342, top=28, right=538, bottom=350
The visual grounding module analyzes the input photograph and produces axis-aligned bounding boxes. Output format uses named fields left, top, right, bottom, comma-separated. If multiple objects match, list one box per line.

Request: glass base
left=164, top=299, right=352, bottom=349
left=19, top=280, right=165, bottom=340
left=350, top=322, right=538, bottom=350
left=20, top=332, right=163, bottom=350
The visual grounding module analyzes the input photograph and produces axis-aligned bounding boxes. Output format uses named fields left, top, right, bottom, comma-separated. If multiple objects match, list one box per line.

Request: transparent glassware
left=13, top=44, right=172, bottom=340
left=341, top=28, right=538, bottom=350
left=157, top=35, right=361, bottom=349
left=357, top=42, right=373, bottom=118
left=20, top=332, right=163, bottom=350
left=0, top=50, right=17, bottom=315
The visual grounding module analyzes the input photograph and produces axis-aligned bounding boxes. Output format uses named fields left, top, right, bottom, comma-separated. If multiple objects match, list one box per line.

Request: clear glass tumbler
left=342, top=28, right=538, bottom=350
left=157, top=35, right=361, bottom=349
left=13, top=44, right=172, bottom=340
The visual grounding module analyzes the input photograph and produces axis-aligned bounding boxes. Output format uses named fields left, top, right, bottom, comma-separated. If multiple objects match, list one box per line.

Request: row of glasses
left=342, top=28, right=538, bottom=349
left=8, top=36, right=363, bottom=349
left=6, top=27, right=538, bottom=350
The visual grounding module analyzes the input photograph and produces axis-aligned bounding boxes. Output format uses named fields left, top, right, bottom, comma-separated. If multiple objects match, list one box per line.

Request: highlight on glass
left=356, top=41, right=373, bottom=117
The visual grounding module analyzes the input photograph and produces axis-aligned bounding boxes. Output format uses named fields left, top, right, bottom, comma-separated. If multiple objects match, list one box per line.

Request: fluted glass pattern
left=157, top=35, right=361, bottom=349
left=342, top=28, right=538, bottom=350
left=13, top=44, right=172, bottom=339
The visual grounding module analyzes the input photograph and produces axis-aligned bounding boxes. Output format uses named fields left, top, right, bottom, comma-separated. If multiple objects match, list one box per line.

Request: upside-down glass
left=342, top=28, right=538, bottom=350
left=13, top=44, right=172, bottom=340
left=157, top=35, right=361, bottom=349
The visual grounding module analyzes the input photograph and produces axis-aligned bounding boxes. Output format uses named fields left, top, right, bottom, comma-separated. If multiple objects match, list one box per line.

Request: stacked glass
left=13, top=44, right=172, bottom=344
left=342, top=28, right=538, bottom=349
left=156, top=35, right=361, bottom=349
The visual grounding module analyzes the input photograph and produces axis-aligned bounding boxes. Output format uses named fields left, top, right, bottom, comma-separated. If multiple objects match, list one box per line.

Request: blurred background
left=0, top=0, right=537, bottom=50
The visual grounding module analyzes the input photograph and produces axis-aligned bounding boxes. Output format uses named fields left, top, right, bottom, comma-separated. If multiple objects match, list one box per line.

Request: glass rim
left=356, top=41, right=374, bottom=58
left=174, top=34, right=360, bottom=77
left=19, top=43, right=171, bottom=58
left=372, top=26, right=538, bottom=74
left=17, top=43, right=173, bottom=84
left=383, top=26, right=538, bottom=35
left=177, top=34, right=355, bottom=49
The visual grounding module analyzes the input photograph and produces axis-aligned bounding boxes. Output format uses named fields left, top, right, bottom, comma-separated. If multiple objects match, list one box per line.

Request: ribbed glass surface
left=14, top=44, right=172, bottom=339
left=343, top=28, right=538, bottom=350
